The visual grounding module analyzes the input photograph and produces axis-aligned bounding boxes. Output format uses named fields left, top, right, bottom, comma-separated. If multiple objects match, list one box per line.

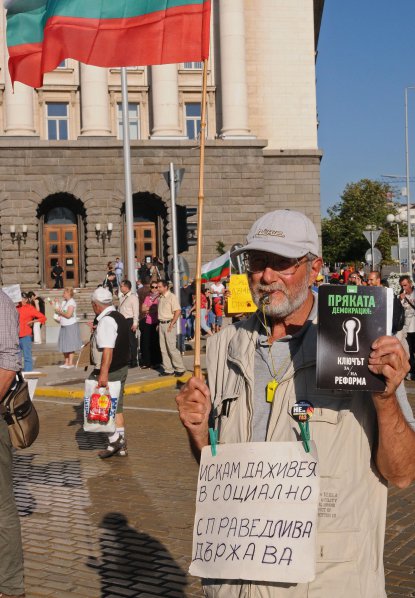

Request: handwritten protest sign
left=189, top=442, right=319, bottom=583
left=227, top=274, right=257, bottom=314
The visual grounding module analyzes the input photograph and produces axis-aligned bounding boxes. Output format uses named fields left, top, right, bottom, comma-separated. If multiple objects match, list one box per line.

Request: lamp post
left=10, top=225, right=27, bottom=256
left=95, top=222, right=113, bottom=254
left=405, top=86, right=415, bottom=273
left=386, top=213, right=402, bottom=274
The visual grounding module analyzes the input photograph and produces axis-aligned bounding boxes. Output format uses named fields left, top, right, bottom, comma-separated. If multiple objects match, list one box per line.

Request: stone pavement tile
left=26, top=586, right=56, bottom=597
left=43, top=579, right=76, bottom=591
left=131, top=583, right=170, bottom=595
left=105, top=586, right=145, bottom=597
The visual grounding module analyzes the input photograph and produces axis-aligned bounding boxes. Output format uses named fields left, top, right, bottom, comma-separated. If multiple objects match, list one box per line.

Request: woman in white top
left=55, top=287, right=82, bottom=368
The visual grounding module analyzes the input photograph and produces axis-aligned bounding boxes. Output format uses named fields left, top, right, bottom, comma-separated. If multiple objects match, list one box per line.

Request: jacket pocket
left=287, top=393, right=352, bottom=478
left=308, top=531, right=362, bottom=598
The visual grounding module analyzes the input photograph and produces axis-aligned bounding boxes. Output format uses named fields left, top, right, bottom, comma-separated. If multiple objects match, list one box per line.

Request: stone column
left=4, top=79, right=35, bottom=135
left=80, top=64, right=111, bottom=136
left=219, top=0, right=252, bottom=137
left=151, top=64, right=183, bottom=138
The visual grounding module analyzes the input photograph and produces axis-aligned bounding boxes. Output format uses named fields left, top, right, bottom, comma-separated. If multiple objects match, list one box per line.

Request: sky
left=316, top=0, right=415, bottom=216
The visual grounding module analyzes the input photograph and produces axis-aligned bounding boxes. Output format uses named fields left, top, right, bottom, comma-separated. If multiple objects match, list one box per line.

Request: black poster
left=317, top=285, right=390, bottom=392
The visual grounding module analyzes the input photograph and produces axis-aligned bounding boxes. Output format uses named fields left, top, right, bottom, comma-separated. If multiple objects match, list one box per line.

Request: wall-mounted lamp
left=10, top=224, right=27, bottom=256
left=95, top=222, right=113, bottom=253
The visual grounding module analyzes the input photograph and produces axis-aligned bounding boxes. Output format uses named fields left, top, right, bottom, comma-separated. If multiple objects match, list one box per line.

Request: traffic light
left=176, top=205, right=198, bottom=253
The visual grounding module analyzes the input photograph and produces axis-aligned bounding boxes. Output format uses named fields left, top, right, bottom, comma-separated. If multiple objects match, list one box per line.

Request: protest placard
left=317, top=284, right=392, bottom=391
left=227, top=274, right=257, bottom=314
left=2, top=284, right=22, bottom=303
left=189, top=441, right=319, bottom=583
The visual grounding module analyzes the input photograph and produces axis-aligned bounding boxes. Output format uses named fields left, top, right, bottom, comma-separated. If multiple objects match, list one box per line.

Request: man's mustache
left=257, top=283, right=287, bottom=295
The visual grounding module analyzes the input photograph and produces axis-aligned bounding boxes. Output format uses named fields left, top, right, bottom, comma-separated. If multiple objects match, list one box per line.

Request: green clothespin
left=291, top=400, right=314, bottom=453
left=209, top=427, right=218, bottom=456
left=298, top=421, right=310, bottom=453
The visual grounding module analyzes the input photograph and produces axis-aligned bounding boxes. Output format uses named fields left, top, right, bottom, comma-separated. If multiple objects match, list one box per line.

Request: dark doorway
left=37, top=193, right=86, bottom=288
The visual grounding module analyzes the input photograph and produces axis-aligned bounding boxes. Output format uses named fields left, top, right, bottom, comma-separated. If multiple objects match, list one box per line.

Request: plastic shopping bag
left=83, top=379, right=121, bottom=434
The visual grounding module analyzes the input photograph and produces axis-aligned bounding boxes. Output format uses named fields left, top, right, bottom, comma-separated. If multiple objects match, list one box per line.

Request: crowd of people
left=2, top=212, right=415, bottom=598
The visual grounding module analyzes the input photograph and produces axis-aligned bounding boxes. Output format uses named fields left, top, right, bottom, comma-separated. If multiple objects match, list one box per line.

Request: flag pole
left=121, top=67, right=137, bottom=292
left=193, top=59, right=208, bottom=379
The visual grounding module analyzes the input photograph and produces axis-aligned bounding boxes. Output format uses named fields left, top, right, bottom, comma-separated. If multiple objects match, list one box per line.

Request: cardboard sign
left=190, top=442, right=319, bottom=584
left=227, top=274, right=257, bottom=314
left=317, top=285, right=392, bottom=392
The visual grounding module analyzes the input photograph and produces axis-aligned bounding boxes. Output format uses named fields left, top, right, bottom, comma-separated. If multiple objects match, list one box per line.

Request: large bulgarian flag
left=4, top=0, right=211, bottom=88
left=201, top=251, right=230, bottom=283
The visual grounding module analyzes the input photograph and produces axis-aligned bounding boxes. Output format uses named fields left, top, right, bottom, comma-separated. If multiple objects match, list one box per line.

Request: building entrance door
left=44, top=224, right=79, bottom=288
left=132, top=222, right=157, bottom=262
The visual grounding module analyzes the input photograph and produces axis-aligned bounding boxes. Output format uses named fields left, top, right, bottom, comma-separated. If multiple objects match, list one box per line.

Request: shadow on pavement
left=13, top=453, right=83, bottom=517
left=87, top=512, right=187, bottom=598
left=69, top=403, right=108, bottom=451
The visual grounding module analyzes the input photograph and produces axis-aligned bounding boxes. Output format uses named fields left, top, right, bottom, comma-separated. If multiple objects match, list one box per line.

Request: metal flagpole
left=193, top=59, right=208, bottom=379
left=121, top=67, right=136, bottom=291
left=169, top=162, right=181, bottom=337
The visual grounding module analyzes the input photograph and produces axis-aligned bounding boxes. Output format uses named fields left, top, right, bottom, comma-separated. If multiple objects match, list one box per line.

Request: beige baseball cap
left=231, top=209, right=319, bottom=259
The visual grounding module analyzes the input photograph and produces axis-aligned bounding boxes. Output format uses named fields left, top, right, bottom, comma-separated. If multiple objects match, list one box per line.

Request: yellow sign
left=227, top=274, right=257, bottom=314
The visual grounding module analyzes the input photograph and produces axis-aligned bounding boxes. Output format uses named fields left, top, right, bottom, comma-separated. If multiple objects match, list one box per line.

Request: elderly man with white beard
left=176, top=209, right=415, bottom=598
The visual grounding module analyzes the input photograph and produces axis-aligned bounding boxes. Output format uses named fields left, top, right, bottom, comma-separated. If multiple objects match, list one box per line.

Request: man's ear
left=309, top=257, right=323, bottom=287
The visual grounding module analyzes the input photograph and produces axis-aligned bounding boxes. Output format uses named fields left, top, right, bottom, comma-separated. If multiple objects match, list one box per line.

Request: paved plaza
left=12, top=382, right=415, bottom=597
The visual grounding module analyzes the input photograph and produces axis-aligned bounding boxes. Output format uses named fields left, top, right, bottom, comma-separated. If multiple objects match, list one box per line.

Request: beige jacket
left=203, top=315, right=387, bottom=598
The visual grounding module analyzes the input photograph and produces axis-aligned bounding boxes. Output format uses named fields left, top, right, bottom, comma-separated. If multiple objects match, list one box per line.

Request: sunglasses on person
left=244, top=252, right=309, bottom=276
left=150, top=285, right=158, bottom=289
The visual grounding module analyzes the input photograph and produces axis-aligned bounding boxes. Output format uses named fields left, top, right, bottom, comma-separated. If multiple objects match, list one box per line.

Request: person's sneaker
left=117, top=447, right=128, bottom=457
left=159, top=371, right=174, bottom=377
left=98, top=436, right=125, bottom=459
left=174, top=371, right=186, bottom=377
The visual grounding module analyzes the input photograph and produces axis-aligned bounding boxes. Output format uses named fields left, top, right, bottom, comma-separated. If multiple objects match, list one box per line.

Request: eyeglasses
left=244, top=252, right=309, bottom=276
left=150, top=285, right=158, bottom=289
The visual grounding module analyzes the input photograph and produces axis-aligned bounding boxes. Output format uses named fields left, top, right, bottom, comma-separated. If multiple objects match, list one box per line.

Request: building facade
left=0, top=0, right=324, bottom=288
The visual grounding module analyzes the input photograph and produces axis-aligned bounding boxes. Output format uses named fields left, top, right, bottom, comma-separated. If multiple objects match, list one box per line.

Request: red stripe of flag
left=8, top=3, right=211, bottom=88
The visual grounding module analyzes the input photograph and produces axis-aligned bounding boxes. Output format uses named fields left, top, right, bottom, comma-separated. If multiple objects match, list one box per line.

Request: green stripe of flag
left=6, top=0, right=208, bottom=47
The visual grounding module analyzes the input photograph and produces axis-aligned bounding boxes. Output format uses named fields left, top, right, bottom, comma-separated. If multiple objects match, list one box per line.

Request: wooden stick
left=193, top=59, right=208, bottom=379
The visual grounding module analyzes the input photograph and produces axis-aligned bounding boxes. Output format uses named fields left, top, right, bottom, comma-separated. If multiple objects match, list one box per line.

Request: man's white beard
left=249, top=275, right=310, bottom=319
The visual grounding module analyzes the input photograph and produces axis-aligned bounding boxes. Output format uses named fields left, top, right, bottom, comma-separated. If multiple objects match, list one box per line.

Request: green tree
left=216, top=240, right=226, bottom=256
left=322, top=179, right=404, bottom=265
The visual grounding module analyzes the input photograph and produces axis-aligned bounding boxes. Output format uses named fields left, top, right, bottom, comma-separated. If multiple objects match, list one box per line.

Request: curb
left=34, top=372, right=192, bottom=400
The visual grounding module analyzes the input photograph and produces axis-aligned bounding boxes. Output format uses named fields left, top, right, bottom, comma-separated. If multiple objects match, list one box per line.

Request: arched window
left=45, top=206, right=77, bottom=224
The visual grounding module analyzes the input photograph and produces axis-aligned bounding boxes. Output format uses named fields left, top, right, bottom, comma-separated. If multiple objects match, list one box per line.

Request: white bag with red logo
left=83, top=379, right=121, bottom=434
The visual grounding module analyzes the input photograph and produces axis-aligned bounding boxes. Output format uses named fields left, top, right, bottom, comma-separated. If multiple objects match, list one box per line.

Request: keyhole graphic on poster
left=342, top=317, right=361, bottom=353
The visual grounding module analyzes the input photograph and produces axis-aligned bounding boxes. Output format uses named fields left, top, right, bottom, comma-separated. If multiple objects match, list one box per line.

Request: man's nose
left=261, top=266, right=281, bottom=285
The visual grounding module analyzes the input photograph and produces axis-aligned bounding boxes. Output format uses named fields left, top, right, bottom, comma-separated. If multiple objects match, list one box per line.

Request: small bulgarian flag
left=201, top=251, right=230, bottom=283
left=4, top=0, right=211, bottom=88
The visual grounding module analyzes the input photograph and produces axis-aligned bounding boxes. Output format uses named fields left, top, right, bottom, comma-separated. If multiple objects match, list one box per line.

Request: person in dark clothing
left=51, top=261, right=64, bottom=288
left=180, top=280, right=195, bottom=341
left=140, top=282, right=162, bottom=368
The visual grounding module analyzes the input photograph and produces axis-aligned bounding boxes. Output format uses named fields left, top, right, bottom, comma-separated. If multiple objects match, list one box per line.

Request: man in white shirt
left=119, top=280, right=139, bottom=368
left=89, top=287, right=130, bottom=458
left=157, top=281, right=185, bottom=377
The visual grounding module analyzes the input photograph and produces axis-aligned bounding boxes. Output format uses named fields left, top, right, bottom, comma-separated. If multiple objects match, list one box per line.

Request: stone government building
left=0, top=0, right=324, bottom=289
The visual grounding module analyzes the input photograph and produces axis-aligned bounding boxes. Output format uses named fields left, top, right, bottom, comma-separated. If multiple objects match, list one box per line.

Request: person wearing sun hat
left=89, top=286, right=130, bottom=458
left=176, top=209, right=415, bottom=598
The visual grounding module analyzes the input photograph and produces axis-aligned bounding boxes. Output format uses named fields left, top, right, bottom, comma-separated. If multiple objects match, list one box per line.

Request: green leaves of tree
left=322, top=179, right=404, bottom=264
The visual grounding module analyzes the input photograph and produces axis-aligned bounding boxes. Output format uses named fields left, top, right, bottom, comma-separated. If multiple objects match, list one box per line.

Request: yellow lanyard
left=257, top=306, right=292, bottom=403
